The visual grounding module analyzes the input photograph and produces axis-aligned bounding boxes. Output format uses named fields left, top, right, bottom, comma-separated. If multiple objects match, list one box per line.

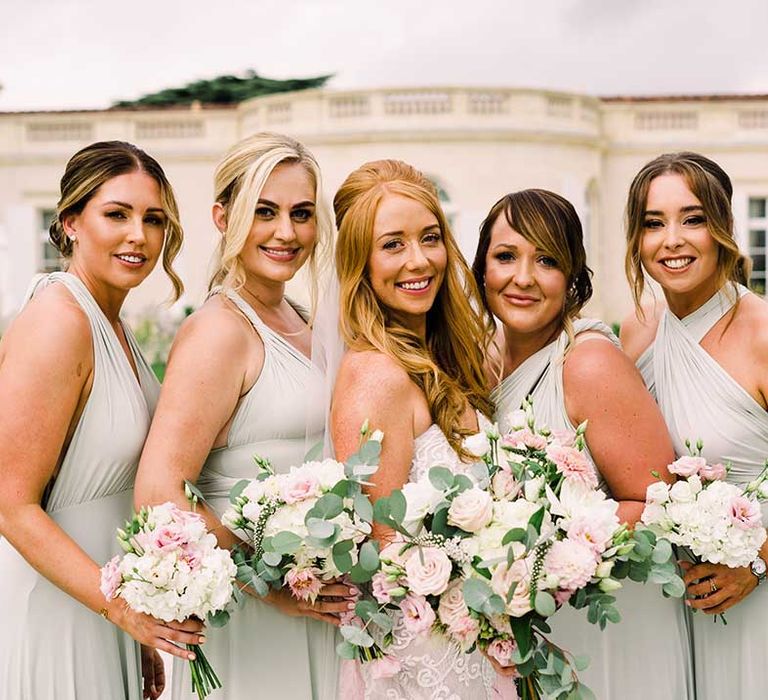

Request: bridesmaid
left=0, top=141, right=203, bottom=700
left=134, top=132, right=349, bottom=700
left=330, top=160, right=508, bottom=699
left=472, top=189, right=692, bottom=700
left=621, top=152, right=768, bottom=700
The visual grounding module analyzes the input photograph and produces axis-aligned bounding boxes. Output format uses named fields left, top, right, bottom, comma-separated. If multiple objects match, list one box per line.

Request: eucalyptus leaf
left=309, top=493, right=344, bottom=521
left=359, top=541, right=380, bottom=572
left=651, top=537, right=674, bottom=565
left=336, top=640, right=358, bottom=660
left=306, top=517, right=336, bottom=540
left=462, top=577, right=495, bottom=613
left=662, top=576, right=686, bottom=598
left=349, top=563, right=374, bottom=584
left=502, top=528, right=527, bottom=545
left=261, top=551, right=282, bottom=567
left=354, top=493, right=374, bottom=523
left=270, top=531, right=302, bottom=555
left=534, top=590, right=556, bottom=617
left=340, top=624, right=374, bottom=648
left=428, top=466, right=455, bottom=492
left=388, top=489, right=407, bottom=524
left=228, top=479, right=250, bottom=504
left=208, top=609, right=230, bottom=628
left=574, top=654, right=590, bottom=671
left=354, top=600, right=378, bottom=621
left=303, top=440, right=324, bottom=462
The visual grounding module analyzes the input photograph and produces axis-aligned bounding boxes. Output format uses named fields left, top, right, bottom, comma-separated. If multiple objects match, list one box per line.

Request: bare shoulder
left=619, top=300, right=663, bottom=362
left=336, top=349, right=414, bottom=398
left=1, top=284, right=91, bottom=366
left=564, top=334, right=637, bottom=389
left=735, top=293, right=768, bottom=357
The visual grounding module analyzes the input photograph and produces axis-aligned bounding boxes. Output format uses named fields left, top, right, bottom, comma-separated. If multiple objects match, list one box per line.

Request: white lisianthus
left=463, top=431, right=491, bottom=458
left=646, top=481, right=670, bottom=504
left=401, top=479, right=444, bottom=534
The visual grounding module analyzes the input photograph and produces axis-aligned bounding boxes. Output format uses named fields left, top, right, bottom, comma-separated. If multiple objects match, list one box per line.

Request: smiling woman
left=0, top=141, right=202, bottom=700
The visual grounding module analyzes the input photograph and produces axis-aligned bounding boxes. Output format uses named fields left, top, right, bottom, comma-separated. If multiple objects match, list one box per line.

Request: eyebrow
left=376, top=224, right=441, bottom=241
left=257, top=198, right=315, bottom=209
left=644, top=205, right=704, bottom=216
left=103, top=200, right=165, bottom=213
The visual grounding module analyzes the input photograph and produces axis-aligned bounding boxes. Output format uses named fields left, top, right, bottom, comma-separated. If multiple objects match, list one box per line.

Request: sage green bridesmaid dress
left=493, top=318, right=694, bottom=700
left=171, top=289, right=338, bottom=700
left=0, top=272, right=160, bottom=699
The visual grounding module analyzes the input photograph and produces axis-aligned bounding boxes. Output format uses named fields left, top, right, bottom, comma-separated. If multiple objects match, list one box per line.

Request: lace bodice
left=362, top=414, right=506, bottom=700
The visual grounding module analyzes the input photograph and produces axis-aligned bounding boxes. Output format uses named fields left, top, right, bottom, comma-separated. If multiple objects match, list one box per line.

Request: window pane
left=751, top=254, right=766, bottom=272
left=749, top=198, right=767, bottom=219
left=750, top=229, right=766, bottom=248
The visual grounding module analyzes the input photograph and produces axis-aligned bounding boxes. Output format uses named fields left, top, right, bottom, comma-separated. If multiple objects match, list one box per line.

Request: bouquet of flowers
left=100, top=502, right=237, bottom=699
left=641, top=443, right=768, bottom=620
left=372, top=404, right=681, bottom=700
left=222, top=424, right=398, bottom=671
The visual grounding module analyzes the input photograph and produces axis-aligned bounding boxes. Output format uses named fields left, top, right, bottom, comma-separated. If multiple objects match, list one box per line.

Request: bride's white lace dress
left=360, top=419, right=501, bottom=700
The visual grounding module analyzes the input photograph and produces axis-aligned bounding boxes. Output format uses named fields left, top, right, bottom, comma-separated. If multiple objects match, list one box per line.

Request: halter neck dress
left=0, top=271, right=160, bottom=699
left=493, top=318, right=694, bottom=700
left=637, top=284, right=768, bottom=700
left=170, top=289, right=337, bottom=700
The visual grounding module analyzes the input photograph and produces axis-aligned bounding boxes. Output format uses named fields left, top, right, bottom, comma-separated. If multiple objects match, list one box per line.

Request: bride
left=328, top=159, right=515, bottom=698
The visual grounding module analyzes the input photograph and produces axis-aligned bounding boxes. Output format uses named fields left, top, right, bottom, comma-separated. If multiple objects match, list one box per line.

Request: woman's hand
left=681, top=560, right=758, bottom=615
left=140, top=645, right=166, bottom=700
left=260, top=583, right=358, bottom=626
left=113, top=604, right=206, bottom=661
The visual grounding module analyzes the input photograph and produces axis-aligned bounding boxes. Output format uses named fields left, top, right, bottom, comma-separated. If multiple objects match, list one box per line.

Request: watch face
left=753, top=557, right=767, bottom=576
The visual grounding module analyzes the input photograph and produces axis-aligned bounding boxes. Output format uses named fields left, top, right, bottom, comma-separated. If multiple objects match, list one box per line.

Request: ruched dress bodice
left=171, top=289, right=337, bottom=700
left=493, top=318, right=693, bottom=700
left=0, top=271, right=160, bottom=700
left=637, top=284, right=768, bottom=700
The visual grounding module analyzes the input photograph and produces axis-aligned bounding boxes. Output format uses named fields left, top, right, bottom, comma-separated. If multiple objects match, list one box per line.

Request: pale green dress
left=0, top=272, right=160, bottom=699
left=493, top=318, right=694, bottom=700
left=171, top=289, right=338, bottom=700
left=638, top=284, right=768, bottom=700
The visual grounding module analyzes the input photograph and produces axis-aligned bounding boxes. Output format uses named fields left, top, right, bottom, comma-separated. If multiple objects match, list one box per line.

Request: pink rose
left=285, top=567, right=324, bottom=602
left=369, top=655, right=402, bottom=680
left=668, top=455, right=706, bottom=478
left=404, top=547, right=452, bottom=596
left=492, top=470, right=522, bottom=500
left=546, top=444, right=598, bottom=489
left=400, top=594, right=436, bottom=635
left=447, top=614, right=480, bottom=651
left=699, top=462, right=727, bottom=482
left=502, top=429, right=548, bottom=451
left=730, top=496, right=762, bottom=530
left=372, top=571, right=400, bottom=604
left=486, top=638, right=518, bottom=669
left=437, top=580, right=470, bottom=628
left=100, top=556, right=122, bottom=601
left=447, top=488, right=494, bottom=533
left=490, top=559, right=533, bottom=617
left=280, top=471, right=321, bottom=504
left=544, top=540, right=598, bottom=591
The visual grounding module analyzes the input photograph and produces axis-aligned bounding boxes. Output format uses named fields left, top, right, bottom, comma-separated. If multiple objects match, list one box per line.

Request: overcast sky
left=1, top=0, right=764, bottom=111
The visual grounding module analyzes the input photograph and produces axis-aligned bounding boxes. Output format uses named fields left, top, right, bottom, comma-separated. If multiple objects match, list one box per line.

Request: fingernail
left=348, top=586, right=359, bottom=595
left=347, top=602, right=356, bottom=610
left=188, top=652, right=196, bottom=660
left=199, top=635, right=206, bottom=644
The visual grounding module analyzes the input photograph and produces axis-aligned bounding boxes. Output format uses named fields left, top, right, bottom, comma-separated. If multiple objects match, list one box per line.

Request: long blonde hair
left=625, top=151, right=751, bottom=314
left=334, top=159, right=493, bottom=458
left=209, top=132, right=332, bottom=313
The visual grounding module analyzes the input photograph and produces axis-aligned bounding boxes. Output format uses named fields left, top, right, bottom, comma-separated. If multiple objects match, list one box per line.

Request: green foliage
left=113, top=70, right=333, bottom=108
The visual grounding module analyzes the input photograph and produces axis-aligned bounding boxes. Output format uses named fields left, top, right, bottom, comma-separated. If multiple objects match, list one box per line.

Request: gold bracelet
left=98, top=607, right=110, bottom=621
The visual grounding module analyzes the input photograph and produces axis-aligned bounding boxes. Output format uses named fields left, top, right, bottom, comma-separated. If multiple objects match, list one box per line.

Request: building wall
left=1, top=88, right=766, bottom=329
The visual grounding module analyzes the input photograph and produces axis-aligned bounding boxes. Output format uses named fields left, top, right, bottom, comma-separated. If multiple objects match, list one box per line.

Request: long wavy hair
left=50, top=141, right=184, bottom=300
left=625, top=151, right=751, bottom=314
left=471, top=189, right=593, bottom=347
left=209, top=132, right=333, bottom=315
left=334, top=159, right=493, bottom=458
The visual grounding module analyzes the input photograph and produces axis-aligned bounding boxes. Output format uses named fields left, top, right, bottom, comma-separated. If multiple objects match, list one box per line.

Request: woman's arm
left=563, top=337, right=675, bottom=526
left=332, top=351, right=421, bottom=544
left=0, top=291, right=202, bottom=660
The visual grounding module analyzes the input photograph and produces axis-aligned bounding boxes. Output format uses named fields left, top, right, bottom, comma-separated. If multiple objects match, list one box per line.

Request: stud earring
left=69, top=235, right=77, bottom=242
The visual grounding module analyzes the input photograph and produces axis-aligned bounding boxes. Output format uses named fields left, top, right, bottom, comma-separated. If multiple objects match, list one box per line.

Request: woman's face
left=64, top=170, right=166, bottom=293
left=483, top=215, right=567, bottom=339
left=238, top=162, right=317, bottom=284
left=367, top=193, right=447, bottom=328
left=639, top=173, right=719, bottom=309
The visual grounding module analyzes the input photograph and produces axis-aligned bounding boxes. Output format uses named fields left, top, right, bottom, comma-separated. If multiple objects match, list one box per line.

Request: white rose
left=669, top=481, right=695, bottom=504
left=447, top=488, right=494, bottom=533
left=646, top=481, right=670, bottom=504
left=463, top=432, right=491, bottom=458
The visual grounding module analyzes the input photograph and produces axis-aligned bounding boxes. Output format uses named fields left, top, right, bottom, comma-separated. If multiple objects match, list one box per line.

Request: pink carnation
left=551, top=429, right=576, bottom=448
left=280, top=471, right=321, bottom=504
left=544, top=540, right=598, bottom=591
left=285, top=567, right=324, bottom=602
left=502, top=429, right=548, bottom=451
left=668, top=455, right=706, bottom=478
left=400, top=594, right=436, bottom=635
left=100, top=555, right=122, bottom=601
left=546, top=444, right=598, bottom=489
left=567, top=518, right=612, bottom=557
left=372, top=571, right=400, bottom=604
left=369, top=655, right=402, bottom=680
left=730, top=496, right=762, bottom=530
left=699, top=462, right=727, bottom=482
left=554, top=589, right=574, bottom=606
left=486, top=638, right=518, bottom=669
left=447, top=615, right=480, bottom=651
